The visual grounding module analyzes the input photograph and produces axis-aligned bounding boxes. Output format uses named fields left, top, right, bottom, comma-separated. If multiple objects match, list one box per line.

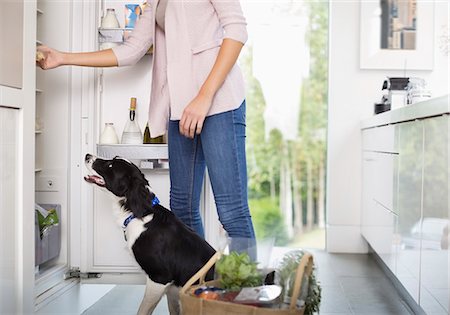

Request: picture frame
left=360, top=0, right=435, bottom=70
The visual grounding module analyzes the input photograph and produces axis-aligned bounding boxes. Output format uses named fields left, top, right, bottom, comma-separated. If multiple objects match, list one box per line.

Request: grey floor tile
left=82, top=285, right=169, bottom=315
left=311, top=251, right=413, bottom=315
left=340, top=276, right=405, bottom=305
left=348, top=305, right=411, bottom=315
left=319, top=284, right=353, bottom=313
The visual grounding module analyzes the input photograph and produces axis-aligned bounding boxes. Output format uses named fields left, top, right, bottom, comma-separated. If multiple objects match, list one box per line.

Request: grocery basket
left=180, top=252, right=314, bottom=315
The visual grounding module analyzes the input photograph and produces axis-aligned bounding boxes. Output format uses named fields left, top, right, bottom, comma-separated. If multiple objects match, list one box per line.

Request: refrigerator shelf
left=98, top=28, right=153, bottom=54
left=97, top=144, right=168, bottom=160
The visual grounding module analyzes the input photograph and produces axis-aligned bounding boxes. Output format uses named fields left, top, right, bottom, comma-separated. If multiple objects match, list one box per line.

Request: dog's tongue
left=84, top=175, right=105, bottom=186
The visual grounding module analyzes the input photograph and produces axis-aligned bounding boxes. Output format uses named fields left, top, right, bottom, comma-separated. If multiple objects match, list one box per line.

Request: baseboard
left=369, top=246, right=426, bottom=315
left=326, top=224, right=369, bottom=253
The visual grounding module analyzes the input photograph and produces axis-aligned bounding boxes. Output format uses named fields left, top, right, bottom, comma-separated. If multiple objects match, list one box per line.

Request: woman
left=38, top=0, right=255, bottom=255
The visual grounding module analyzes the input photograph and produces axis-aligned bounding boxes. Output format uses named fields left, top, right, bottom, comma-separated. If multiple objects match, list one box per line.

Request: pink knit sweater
left=112, top=0, right=248, bottom=137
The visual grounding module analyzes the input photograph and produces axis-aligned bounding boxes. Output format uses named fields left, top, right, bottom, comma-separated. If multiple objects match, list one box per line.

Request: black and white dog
left=84, top=154, right=216, bottom=315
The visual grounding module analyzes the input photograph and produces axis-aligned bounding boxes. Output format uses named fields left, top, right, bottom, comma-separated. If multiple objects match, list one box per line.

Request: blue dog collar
left=152, top=195, right=160, bottom=206
left=123, top=214, right=135, bottom=228
left=123, top=195, right=160, bottom=228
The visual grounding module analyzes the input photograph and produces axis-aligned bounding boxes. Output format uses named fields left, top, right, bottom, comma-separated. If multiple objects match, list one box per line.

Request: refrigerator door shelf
left=97, top=144, right=168, bottom=160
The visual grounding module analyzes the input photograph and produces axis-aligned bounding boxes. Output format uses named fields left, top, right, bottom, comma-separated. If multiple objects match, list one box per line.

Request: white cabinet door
left=0, top=0, right=23, bottom=88
left=361, top=150, right=398, bottom=273
left=0, top=107, right=19, bottom=314
left=396, top=120, right=424, bottom=303
left=420, top=115, right=449, bottom=314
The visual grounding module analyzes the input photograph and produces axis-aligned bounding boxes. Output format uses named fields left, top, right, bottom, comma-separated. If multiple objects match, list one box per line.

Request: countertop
left=361, top=95, right=450, bottom=130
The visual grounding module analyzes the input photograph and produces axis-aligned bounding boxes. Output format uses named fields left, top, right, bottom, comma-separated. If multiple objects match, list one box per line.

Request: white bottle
left=101, top=8, right=120, bottom=28
left=100, top=8, right=120, bottom=50
left=100, top=123, right=119, bottom=144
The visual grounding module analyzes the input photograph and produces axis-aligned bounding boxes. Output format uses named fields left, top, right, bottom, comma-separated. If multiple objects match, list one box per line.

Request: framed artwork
left=360, top=0, right=435, bottom=70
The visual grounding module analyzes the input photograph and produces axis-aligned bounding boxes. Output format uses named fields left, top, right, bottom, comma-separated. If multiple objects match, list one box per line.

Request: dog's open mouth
left=84, top=174, right=105, bottom=187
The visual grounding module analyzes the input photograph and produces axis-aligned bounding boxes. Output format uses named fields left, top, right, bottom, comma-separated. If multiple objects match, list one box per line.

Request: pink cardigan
left=112, top=0, right=248, bottom=137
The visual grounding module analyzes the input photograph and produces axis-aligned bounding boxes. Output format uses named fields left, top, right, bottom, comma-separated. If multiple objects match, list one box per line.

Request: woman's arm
left=179, top=0, right=248, bottom=138
left=198, top=39, right=244, bottom=102
left=179, top=39, right=244, bottom=138
left=37, top=5, right=154, bottom=70
left=37, top=46, right=118, bottom=69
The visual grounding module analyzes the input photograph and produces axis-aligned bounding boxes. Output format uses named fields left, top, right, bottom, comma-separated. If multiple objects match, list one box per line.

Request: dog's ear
left=110, top=175, right=130, bottom=196
left=125, top=181, right=153, bottom=218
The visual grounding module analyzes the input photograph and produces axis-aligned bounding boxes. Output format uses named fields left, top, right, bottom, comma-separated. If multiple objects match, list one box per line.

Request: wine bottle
left=143, top=122, right=165, bottom=144
left=121, top=97, right=143, bottom=144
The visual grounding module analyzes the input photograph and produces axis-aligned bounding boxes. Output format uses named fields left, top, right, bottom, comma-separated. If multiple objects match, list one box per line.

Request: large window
left=241, top=1, right=329, bottom=250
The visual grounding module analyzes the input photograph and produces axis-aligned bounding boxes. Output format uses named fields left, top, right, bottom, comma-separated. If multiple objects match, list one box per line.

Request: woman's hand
left=179, top=93, right=213, bottom=138
left=36, top=46, right=65, bottom=70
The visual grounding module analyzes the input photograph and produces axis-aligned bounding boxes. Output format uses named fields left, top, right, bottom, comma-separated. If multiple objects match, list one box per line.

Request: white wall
left=326, top=0, right=449, bottom=253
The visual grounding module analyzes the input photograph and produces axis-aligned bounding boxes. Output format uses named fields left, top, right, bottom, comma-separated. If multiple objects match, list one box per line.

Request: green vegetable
left=36, top=208, right=59, bottom=239
left=216, top=252, right=263, bottom=291
left=277, top=250, right=321, bottom=315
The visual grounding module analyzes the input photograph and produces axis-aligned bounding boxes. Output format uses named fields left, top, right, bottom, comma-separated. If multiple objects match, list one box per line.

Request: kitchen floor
left=36, top=250, right=413, bottom=315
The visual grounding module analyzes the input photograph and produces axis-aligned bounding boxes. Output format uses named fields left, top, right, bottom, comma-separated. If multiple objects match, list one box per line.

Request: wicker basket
left=180, top=252, right=314, bottom=315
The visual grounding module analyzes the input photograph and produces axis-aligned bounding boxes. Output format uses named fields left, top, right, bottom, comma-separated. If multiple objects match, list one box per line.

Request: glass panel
left=241, top=1, right=328, bottom=250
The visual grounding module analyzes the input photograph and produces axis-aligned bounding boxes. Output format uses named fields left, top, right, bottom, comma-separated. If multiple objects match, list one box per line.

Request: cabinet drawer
left=362, top=151, right=398, bottom=213
left=362, top=125, right=398, bottom=153
left=362, top=200, right=397, bottom=273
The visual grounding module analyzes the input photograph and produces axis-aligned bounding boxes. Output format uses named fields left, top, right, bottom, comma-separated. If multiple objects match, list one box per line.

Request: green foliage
left=249, top=198, right=289, bottom=246
left=216, top=252, right=263, bottom=291
left=242, top=0, right=329, bottom=242
left=277, top=250, right=321, bottom=315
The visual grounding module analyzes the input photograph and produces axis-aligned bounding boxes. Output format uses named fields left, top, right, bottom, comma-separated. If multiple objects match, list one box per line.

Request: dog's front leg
left=137, top=277, right=170, bottom=315
left=166, top=284, right=181, bottom=315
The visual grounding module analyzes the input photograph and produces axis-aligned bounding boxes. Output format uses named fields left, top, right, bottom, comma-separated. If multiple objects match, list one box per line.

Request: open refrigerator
left=1, top=0, right=223, bottom=311
left=32, top=0, right=173, bottom=309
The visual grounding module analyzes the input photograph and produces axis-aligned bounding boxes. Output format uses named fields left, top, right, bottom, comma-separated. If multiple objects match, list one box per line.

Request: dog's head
left=84, top=154, right=155, bottom=218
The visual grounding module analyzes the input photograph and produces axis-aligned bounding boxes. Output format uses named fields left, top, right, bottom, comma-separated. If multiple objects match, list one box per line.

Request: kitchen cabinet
left=0, top=107, right=20, bottom=315
left=0, top=0, right=23, bottom=88
left=361, top=97, right=449, bottom=314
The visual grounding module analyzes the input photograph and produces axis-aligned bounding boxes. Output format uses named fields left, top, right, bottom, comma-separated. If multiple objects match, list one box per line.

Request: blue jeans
left=168, top=101, right=256, bottom=255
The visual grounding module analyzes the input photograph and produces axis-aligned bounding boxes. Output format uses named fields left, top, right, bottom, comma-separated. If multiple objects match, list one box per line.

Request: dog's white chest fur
left=124, top=214, right=153, bottom=250
left=113, top=198, right=153, bottom=251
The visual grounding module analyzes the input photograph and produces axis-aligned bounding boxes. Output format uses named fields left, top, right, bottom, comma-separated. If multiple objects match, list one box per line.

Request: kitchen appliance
left=382, top=77, right=409, bottom=110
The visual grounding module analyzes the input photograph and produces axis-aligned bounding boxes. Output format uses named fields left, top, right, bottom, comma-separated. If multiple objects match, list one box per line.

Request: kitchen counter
left=361, top=103, right=449, bottom=314
left=361, top=95, right=449, bottom=130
